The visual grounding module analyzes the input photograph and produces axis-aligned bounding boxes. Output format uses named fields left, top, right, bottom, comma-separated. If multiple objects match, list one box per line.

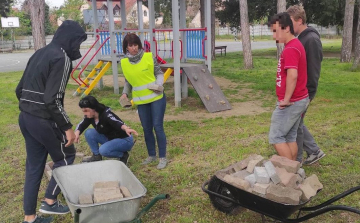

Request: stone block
left=299, top=183, right=317, bottom=202
left=296, top=174, right=304, bottom=185
left=147, top=84, right=164, bottom=92
left=270, top=155, right=301, bottom=173
left=276, top=167, right=300, bottom=188
left=119, top=97, right=132, bottom=108
left=246, top=155, right=264, bottom=173
left=254, top=167, right=270, bottom=184
left=231, top=170, right=250, bottom=180
left=303, top=174, right=323, bottom=192
left=233, top=154, right=259, bottom=171
left=79, top=194, right=93, bottom=204
left=223, top=174, right=250, bottom=190
left=297, top=168, right=306, bottom=179
left=93, top=187, right=123, bottom=203
left=266, top=184, right=302, bottom=205
left=120, top=186, right=132, bottom=198
left=264, top=161, right=281, bottom=184
left=253, top=183, right=270, bottom=195
left=94, top=181, right=120, bottom=190
left=75, top=152, right=85, bottom=158
left=244, top=174, right=256, bottom=188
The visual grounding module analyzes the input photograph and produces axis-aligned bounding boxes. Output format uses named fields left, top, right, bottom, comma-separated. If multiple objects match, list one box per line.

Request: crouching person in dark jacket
left=75, top=96, right=138, bottom=165
left=16, top=21, right=87, bottom=223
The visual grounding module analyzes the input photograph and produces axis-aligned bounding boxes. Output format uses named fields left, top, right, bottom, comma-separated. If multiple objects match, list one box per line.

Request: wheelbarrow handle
left=133, top=194, right=170, bottom=221
left=201, top=180, right=239, bottom=205
left=290, top=205, right=360, bottom=223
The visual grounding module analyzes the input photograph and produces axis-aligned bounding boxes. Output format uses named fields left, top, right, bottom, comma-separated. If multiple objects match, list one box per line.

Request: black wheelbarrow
left=202, top=175, right=360, bottom=222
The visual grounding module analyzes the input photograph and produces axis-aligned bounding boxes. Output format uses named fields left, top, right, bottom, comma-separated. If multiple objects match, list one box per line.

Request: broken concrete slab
left=303, top=174, right=323, bottom=192
left=223, top=174, right=250, bottom=190
left=276, top=167, right=299, bottom=188
left=266, top=184, right=302, bottom=205
left=299, top=183, right=317, bottom=202
left=93, top=181, right=120, bottom=190
left=231, top=170, right=251, bottom=180
left=246, top=155, right=264, bottom=173
left=253, top=183, right=270, bottom=195
left=270, top=155, right=301, bottom=174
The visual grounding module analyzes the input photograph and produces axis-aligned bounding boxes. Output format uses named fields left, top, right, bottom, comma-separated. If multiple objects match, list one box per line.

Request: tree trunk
left=200, top=0, right=205, bottom=27
left=352, top=2, right=360, bottom=70
left=239, top=0, right=253, bottom=69
left=211, top=0, right=215, bottom=60
left=29, top=0, right=46, bottom=51
left=276, top=0, right=286, bottom=59
left=352, top=15, right=358, bottom=52
left=340, top=0, right=355, bottom=62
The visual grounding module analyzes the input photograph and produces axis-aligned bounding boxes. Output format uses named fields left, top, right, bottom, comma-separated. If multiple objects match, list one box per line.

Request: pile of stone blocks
left=215, top=154, right=323, bottom=205
left=79, top=181, right=132, bottom=204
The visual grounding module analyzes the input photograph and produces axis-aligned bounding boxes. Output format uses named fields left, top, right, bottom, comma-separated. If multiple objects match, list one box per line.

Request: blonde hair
left=287, top=5, right=306, bottom=24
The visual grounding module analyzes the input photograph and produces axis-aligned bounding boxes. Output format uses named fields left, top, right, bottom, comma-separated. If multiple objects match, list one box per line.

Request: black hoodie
left=16, top=20, right=87, bottom=131
left=297, top=26, right=323, bottom=100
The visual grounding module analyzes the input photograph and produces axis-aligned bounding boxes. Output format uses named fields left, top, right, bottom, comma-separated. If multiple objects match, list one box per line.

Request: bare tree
left=276, top=0, right=286, bottom=59
left=27, top=0, right=46, bottom=50
left=340, top=0, right=355, bottom=62
left=211, top=0, right=215, bottom=60
left=239, top=0, right=253, bottom=69
left=200, top=0, right=205, bottom=28
left=352, top=2, right=360, bottom=70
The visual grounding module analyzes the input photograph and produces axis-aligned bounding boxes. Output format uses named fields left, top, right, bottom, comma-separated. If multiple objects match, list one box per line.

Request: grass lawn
left=1, top=40, right=360, bottom=223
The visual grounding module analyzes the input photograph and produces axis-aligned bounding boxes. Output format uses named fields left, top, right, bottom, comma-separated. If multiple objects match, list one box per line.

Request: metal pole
left=92, top=0, right=103, bottom=89
left=120, top=0, right=126, bottom=29
left=172, top=0, right=181, bottom=107
left=107, top=0, right=119, bottom=94
left=137, top=0, right=144, bottom=43
left=148, top=0, right=155, bottom=55
left=205, top=0, right=212, bottom=72
left=179, top=0, right=188, bottom=99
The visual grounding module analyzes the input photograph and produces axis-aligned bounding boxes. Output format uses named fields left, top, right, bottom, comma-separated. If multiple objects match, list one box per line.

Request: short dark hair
left=79, top=95, right=106, bottom=113
left=268, top=12, right=294, bottom=35
left=122, top=33, right=143, bottom=54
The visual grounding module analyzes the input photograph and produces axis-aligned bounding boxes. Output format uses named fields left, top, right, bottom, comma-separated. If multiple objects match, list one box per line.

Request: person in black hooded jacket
left=75, top=96, right=138, bottom=164
left=16, top=20, right=87, bottom=223
left=287, top=5, right=326, bottom=165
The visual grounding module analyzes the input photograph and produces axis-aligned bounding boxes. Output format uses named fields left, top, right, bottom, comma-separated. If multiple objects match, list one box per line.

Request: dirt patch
left=65, top=75, right=271, bottom=123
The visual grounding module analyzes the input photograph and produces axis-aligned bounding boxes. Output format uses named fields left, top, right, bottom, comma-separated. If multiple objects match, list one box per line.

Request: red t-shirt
left=276, top=38, right=308, bottom=102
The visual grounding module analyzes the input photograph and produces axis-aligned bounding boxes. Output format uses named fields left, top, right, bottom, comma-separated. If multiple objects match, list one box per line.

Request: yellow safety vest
left=121, top=52, right=163, bottom=105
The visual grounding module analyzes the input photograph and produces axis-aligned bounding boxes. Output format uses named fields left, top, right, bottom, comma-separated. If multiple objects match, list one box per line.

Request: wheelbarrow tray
left=52, top=160, right=147, bottom=223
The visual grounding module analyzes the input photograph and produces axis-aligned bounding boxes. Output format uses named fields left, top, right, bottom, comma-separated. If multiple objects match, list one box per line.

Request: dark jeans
left=137, top=95, right=167, bottom=158
left=85, top=128, right=134, bottom=158
left=19, top=112, right=75, bottom=215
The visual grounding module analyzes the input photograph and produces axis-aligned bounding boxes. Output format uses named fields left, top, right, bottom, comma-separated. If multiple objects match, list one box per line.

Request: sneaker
left=141, top=156, right=157, bottom=165
left=119, top=152, right=130, bottom=165
left=303, top=149, right=326, bottom=165
left=82, top=154, right=102, bottom=162
left=39, top=200, right=70, bottom=215
left=23, top=215, right=53, bottom=223
left=157, top=158, right=168, bottom=169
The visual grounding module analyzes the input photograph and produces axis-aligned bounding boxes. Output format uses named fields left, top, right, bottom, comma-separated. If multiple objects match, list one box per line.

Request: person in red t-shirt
left=268, top=12, right=310, bottom=161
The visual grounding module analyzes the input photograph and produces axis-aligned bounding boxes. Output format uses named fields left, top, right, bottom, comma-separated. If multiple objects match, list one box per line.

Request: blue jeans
left=84, top=128, right=134, bottom=158
left=137, top=95, right=167, bottom=158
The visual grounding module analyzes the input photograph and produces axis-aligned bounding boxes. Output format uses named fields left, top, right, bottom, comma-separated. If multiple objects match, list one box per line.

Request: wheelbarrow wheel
left=208, top=176, right=243, bottom=215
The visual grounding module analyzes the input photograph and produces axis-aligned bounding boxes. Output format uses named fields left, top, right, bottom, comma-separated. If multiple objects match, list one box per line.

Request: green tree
left=56, top=0, right=84, bottom=25
left=143, top=0, right=172, bottom=27
left=0, top=0, right=13, bottom=17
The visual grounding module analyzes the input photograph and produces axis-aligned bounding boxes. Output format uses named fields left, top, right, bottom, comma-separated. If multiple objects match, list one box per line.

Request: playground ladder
left=73, top=60, right=112, bottom=97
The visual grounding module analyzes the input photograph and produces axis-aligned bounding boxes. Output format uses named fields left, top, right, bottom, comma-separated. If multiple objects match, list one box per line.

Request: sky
left=16, top=0, right=66, bottom=9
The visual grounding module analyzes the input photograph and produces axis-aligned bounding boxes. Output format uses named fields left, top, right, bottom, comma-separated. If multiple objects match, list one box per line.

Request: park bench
left=214, top=46, right=227, bottom=56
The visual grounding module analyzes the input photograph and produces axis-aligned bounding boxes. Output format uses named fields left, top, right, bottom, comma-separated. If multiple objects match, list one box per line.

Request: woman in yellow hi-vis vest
left=119, top=33, right=167, bottom=169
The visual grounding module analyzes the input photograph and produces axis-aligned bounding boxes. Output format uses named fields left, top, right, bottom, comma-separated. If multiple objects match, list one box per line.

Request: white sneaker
left=141, top=156, right=157, bottom=165
left=157, top=158, right=168, bottom=169
left=303, top=150, right=326, bottom=165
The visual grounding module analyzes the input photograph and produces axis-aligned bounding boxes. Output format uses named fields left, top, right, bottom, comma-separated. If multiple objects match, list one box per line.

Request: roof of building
left=87, top=0, right=137, bottom=15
